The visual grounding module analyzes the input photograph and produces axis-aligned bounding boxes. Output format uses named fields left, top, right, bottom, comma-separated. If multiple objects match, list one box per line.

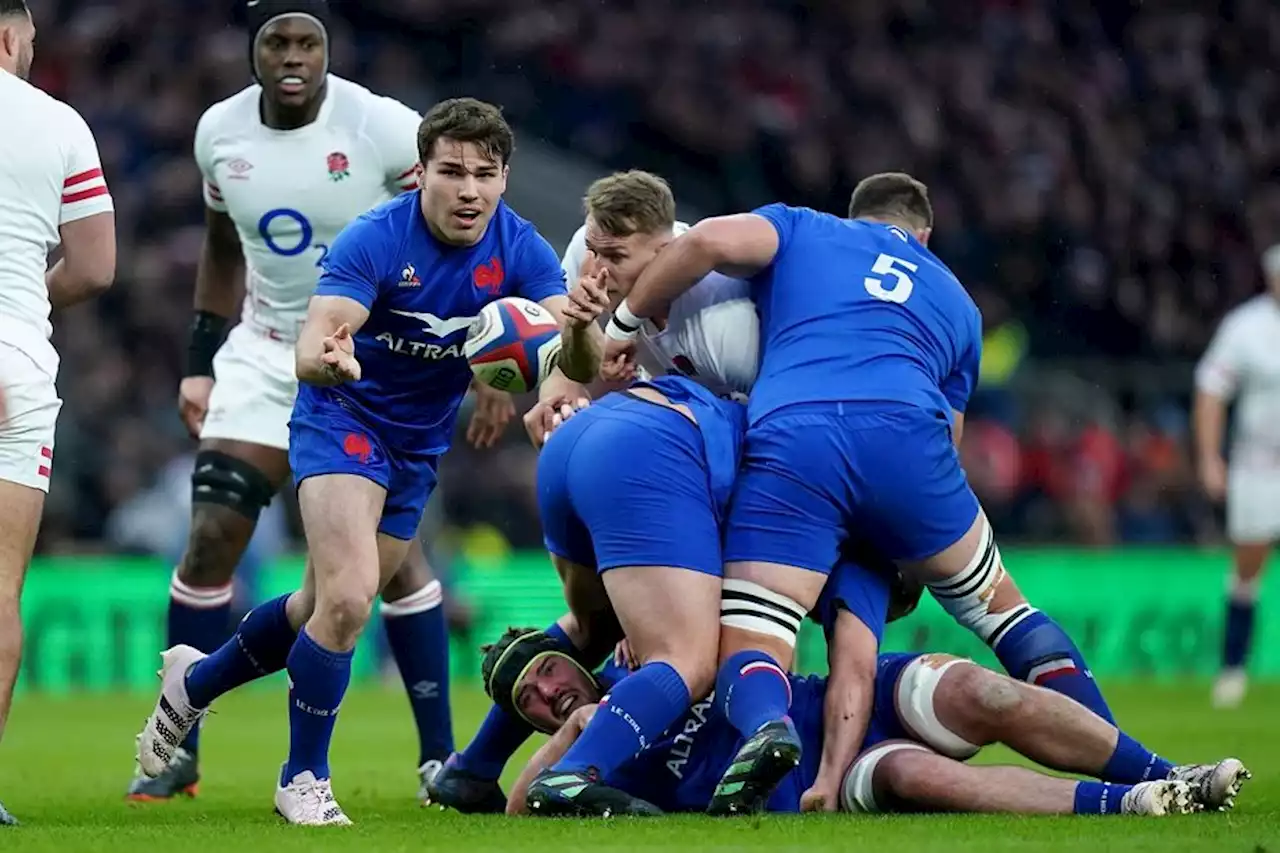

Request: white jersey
left=562, top=221, right=760, bottom=399
left=1195, top=295, right=1280, bottom=468
left=0, top=68, right=113, bottom=378
left=196, top=74, right=421, bottom=341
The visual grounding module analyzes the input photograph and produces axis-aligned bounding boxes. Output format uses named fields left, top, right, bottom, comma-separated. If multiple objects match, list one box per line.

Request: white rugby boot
left=1169, top=758, right=1251, bottom=811
left=1120, top=780, right=1198, bottom=816
left=275, top=769, right=352, bottom=826
left=135, top=645, right=208, bottom=778
left=1211, top=668, right=1247, bottom=709
left=417, top=759, right=445, bottom=807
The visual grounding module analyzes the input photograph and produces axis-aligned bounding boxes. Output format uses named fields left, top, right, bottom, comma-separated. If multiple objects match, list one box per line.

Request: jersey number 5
left=864, top=253, right=918, bottom=304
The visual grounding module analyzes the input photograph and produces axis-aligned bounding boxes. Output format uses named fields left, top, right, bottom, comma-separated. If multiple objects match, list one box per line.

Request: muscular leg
left=1215, top=540, right=1268, bottom=708
left=0, top=480, right=42, bottom=747
left=380, top=541, right=455, bottom=775
left=903, top=510, right=1115, bottom=723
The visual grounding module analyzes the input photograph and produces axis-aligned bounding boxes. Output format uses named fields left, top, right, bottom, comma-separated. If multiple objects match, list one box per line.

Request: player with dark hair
left=133, top=96, right=598, bottom=825
left=132, top=0, right=507, bottom=805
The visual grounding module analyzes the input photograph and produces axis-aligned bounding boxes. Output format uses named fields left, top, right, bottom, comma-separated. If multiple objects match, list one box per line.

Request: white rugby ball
left=464, top=296, right=563, bottom=393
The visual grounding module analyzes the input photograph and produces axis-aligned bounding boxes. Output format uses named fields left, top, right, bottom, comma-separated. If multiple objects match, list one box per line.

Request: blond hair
left=584, top=170, right=676, bottom=237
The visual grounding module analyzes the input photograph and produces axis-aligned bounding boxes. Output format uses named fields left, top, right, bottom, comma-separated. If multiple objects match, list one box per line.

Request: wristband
left=186, top=310, right=229, bottom=377
left=605, top=299, right=643, bottom=341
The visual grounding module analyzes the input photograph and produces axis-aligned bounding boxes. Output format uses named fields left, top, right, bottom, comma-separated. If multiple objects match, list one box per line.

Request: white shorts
left=200, top=324, right=297, bottom=451
left=0, top=343, right=61, bottom=492
left=1227, top=464, right=1280, bottom=543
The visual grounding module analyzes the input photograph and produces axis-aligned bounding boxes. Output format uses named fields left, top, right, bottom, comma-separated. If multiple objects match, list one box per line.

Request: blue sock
left=382, top=581, right=454, bottom=766
left=184, top=593, right=296, bottom=709
left=1223, top=581, right=1258, bottom=669
left=1073, top=781, right=1134, bottom=815
left=715, top=650, right=793, bottom=739
left=556, top=661, right=690, bottom=776
left=167, top=572, right=235, bottom=754
left=457, top=620, right=582, bottom=779
left=993, top=608, right=1115, bottom=724
left=1101, top=731, right=1175, bottom=783
left=283, top=628, right=353, bottom=783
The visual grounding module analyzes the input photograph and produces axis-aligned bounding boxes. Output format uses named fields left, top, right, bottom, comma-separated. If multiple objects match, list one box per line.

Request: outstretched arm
left=507, top=706, right=597, bottom=815
left=295, top=295, right=370, bottom=386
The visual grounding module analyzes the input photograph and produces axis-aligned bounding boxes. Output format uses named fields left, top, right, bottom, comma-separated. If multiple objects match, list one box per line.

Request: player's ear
left=917, top=227, right=932, bottom=246
left=500, top=163, right=510, bottom=188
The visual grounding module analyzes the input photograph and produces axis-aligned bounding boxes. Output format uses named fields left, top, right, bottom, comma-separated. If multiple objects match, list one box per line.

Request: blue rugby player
left=524, top=373, right=746, bottom=816
left=608, top=173, right=1133, bottom=812
left=482, top=564, right=1244, bottom=818
left=134, top=98, right=601, bottom=825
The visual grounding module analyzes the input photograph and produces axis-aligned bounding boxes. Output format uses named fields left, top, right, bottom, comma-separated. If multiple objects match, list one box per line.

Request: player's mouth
left=555, top=692, right=577, bottom=719
left=453, top=207, right=483, bottom=228
left=278, top=75, right=308, bottom=96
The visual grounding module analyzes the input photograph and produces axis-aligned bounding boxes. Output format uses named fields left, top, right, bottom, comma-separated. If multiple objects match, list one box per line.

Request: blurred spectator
left=29, top=0, right=1279, bottom=550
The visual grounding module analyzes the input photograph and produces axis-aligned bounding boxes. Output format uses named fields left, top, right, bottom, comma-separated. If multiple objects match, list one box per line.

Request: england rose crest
left=327, top=151, right=350, bottom=182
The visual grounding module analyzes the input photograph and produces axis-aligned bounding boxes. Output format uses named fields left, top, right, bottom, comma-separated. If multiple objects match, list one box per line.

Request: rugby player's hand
left=613, top=639, right=640, bottom=671
left=799, top=778, right=841, bottom=813
left=178, top=376, right=215, bottom=439
left=1199, top=455, right=1227, bottom=502
left=565, top=267, right=611, bottom=329
left=599, top=354, right=637, bottom=385
left=321, top=323, right=361, bottom=384
left=467, top=381, right=515, bottom=449
left=603, top=334, right=637, bottom=369
left=523, top=396, right=590, bottom=449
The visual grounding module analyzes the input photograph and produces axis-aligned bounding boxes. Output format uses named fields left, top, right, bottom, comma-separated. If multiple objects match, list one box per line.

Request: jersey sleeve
left=941, top=307, right=983, bottom=412
left=561, top=223, right=590, bottom=288
left=1196, top=309, right=1249, bottom=399
left=314, top=216, right=386, bottom=309
left=515, top=228, right=569, bottom=304
left=812, top=557, right=891, bottom=644
left=193, top=108, right=227, bottom=213
left=367, top=95, right=423, bottom=195
left=750, top=202, right=798, bottom=255
left=58, top=106, right=113, bottom=225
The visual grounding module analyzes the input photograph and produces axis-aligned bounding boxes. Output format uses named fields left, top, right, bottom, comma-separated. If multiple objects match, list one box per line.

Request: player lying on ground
left=608, top=172, right=1123, bottom=813
left=485, top=561, right=1246, bottom=817
left=135, top=97, right=599, bottom=826
left=131, top=0, right=479, bottom=804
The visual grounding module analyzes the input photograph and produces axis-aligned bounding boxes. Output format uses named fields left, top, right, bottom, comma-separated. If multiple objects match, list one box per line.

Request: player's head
left=583, top=171, right=677, bottom=297
left=248, top=0, right=330, bottom=110
left=1263, top=245, right=1280, bottom=299
left=481, top=626, right=601, bottom=734
left=416, top=98, right=513, bottom=247
left=0, top=0, right=34, bottom=80
left=848, top=172, right=934, bottom=245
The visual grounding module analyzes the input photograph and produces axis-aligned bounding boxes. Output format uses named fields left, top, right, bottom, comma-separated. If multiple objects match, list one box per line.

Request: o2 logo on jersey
left=864, top=253, right=918, bottom=304
left=258, top=208, right=329, bottom=268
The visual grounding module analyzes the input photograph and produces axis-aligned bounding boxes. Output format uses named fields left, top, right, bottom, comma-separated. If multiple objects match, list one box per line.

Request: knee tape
left=895, top=656, right=982, bottom=760
left=840, top=742, right=933, bottom=814
left=720, top=579, right=808, bottom=648
left=191, top=450, right=276, bottom=521
left=925, top=520, right=1029, bottom=646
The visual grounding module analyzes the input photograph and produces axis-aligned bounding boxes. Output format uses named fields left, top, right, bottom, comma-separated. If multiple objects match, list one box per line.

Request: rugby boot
left=526, top=766, right=663, bottom=817
left=135, top=645, right=208, bottom=778
left=1169, top=759, right=1251, bottom=811
left=707, top=718, right=802, bottom=816
left=126, top=747, right=200, bottom=801
left=275, top=768, right=352, bottom=826
left=1120, top=780, right=1198, bottom=815
left=0, top=800, right=16, bottom=825
left=424, top=755, right=507, bottom=813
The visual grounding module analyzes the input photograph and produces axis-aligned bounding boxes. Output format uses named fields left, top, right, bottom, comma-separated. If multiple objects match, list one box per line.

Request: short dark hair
left=848, top=172, right=933, bottom=231
left=0, top=0, right=29, bottom=18
left=417, top=97, right=514, bottom=166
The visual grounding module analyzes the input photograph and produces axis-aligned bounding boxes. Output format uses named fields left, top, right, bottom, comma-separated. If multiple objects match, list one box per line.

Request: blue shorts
left=289, top=402, right=440, bottom=541
left=537, top=393, right=721, bottom=576
left=769, top=652, right=920, bottom=813
left=723, top=402, right=980, bottom=572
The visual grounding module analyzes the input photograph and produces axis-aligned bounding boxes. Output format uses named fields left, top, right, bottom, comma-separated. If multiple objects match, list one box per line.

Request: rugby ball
left=464, top=297, right=562, bottom=393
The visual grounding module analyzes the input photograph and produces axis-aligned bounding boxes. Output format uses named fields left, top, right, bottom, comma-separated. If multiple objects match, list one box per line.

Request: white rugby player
left=128, top=0, right=503, bottom=803
left=0, top=0, right=116, bottom=826
left=1194, top=244, right=1280, bottom=708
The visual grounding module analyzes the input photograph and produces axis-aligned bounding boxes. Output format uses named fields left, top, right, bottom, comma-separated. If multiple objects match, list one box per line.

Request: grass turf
left=0, top=681, right=1275, bottom=852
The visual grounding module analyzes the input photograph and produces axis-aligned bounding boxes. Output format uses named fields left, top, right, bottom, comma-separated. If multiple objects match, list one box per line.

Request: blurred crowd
left=26, top=0, right=1279, bottom=552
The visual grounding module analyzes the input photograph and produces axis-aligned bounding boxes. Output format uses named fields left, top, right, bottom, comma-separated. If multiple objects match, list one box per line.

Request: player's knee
left=841, top=742, right=933, bottom=814
left=314, top=587, right=376, bottom=645
left=925, top=520, right=1027, bottom=643
left=190, top=450, right=275, bottom=524
left=948, top=665, right=1023, bottom=742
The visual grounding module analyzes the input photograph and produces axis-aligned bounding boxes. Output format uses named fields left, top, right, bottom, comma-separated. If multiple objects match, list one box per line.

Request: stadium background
left=15, top=0, right=1280, bottom=690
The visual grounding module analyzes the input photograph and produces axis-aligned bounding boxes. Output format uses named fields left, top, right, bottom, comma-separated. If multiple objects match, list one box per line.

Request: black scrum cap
left=246, top=0, right=331, bottom=82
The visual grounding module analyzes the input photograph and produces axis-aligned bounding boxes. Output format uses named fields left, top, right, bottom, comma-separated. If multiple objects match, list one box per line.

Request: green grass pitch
left=0, top=681, right=1276, bottom=852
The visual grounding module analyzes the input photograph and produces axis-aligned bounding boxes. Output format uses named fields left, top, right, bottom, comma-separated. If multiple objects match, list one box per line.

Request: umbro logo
left=227, top=158, right=253, bottom=180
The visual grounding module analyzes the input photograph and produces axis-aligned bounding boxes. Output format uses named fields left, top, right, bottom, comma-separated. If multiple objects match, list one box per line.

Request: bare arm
left=540, top=293, right=602, bottom=384
left=193, top=208, right=245, bottom=320
left=507, top=706, right=597, bottom=815
left=623, top=214, right=778, bottom=322
left=952, top=410, right=965, bottom=447
left=296, top=295, right=371, bottom=386
left=805, top=608, right=879, bottom=810
left=46, top=212, right=116, bottom=308
left=1193, top=390, right=1227, bottom=470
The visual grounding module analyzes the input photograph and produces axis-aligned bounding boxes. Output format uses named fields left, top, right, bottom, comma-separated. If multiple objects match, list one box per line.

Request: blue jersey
left=297, top=194, right=566, bottom=454
left=746, top=204, right=982, bottom=426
